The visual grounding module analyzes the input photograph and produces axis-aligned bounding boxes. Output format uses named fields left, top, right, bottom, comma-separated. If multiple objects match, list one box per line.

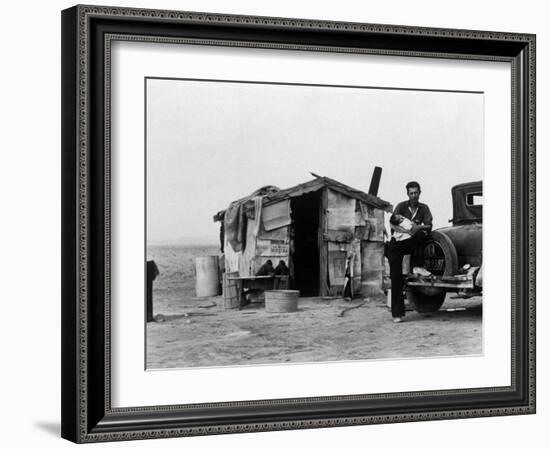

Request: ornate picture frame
left=61, top=4, right=535, bottom=443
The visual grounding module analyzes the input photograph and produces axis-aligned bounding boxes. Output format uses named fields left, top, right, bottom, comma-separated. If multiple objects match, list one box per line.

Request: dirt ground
left=146, top=294, right=482, bottom=369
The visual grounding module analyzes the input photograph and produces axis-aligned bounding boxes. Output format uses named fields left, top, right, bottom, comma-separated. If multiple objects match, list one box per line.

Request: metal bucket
left=265, top=290, right=299, bottom=313
left=195, top=256, right=219, bottom=297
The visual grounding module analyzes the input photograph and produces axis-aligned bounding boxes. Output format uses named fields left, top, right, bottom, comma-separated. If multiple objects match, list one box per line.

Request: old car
left=405, top=181, right=483, bottom=312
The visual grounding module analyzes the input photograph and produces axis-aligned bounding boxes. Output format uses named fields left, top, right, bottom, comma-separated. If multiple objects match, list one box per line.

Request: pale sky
left=146, top=78, right=483, bottom=245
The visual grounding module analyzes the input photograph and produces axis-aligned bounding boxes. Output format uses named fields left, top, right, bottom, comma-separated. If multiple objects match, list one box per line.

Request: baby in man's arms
left=389, top=213, right=414, bottom=242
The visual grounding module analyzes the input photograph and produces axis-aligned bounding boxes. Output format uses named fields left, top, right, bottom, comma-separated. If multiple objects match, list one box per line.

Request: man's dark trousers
left=388, top=231, right=427, bottom=318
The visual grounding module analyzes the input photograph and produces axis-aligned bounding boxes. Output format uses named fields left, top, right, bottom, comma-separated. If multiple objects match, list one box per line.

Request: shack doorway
left=290, top=191, right=321, bottom=296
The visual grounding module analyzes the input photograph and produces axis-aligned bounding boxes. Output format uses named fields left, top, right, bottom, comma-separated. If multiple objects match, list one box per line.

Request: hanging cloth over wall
left=224, top=201, right=248, bottom=253
left=251, top=196, right=263, bottom=239
left=224, top=240, right=240, bottom=273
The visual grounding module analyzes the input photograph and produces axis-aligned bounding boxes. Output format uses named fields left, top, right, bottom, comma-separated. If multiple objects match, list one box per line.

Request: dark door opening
left=290, top=191, right=321, bottom=296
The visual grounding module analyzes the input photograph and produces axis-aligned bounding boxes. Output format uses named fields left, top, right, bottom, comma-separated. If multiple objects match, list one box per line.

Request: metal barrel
left=195, top=256, right=219, bottom=297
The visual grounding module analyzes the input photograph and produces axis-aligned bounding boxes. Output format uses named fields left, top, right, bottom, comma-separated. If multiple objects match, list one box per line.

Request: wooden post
left=318, top=188, right=329, bottom=296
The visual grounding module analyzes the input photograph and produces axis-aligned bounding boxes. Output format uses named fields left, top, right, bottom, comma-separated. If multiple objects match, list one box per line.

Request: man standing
left=388, top=181, right=433, bottom=323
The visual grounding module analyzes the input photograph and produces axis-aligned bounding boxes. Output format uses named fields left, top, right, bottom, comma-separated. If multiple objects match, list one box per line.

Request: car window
left=466, top=192, right=483, bottom=206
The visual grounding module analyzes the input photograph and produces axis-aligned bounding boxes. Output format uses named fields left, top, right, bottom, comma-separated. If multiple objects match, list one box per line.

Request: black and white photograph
left=53, top=1, right=538, bottom=446
left=145, top=77, right=484, bottom=370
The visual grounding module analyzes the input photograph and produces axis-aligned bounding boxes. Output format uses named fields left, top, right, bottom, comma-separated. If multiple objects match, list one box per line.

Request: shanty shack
left=213, top=176, right=393, bottom=298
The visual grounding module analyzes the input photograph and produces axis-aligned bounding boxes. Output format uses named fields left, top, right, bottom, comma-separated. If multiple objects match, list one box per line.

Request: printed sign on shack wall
left=257, top=239, right=289, bottom=256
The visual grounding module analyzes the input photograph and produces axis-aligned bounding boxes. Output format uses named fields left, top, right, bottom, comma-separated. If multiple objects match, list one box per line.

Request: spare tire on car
left=406, top=231, right=458, bottom=313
